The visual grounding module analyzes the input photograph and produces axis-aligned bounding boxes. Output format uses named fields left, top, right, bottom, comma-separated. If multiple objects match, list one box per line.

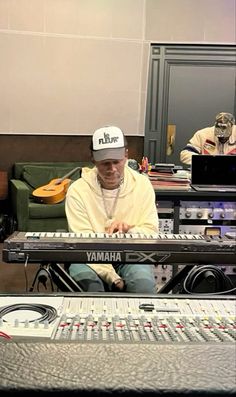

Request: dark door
left=145, top=45, right=236, bottom=166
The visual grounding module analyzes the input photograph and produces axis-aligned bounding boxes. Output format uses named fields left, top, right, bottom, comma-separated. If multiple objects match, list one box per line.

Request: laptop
left=191, top=154, right=236, bottom=192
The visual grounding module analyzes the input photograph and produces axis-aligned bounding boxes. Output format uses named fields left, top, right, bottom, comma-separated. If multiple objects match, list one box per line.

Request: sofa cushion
left=13, top=162, right=93, bottom=179
left=29, top=200, right=66, bottom=218
left=22, top=165, right=82, bottom=190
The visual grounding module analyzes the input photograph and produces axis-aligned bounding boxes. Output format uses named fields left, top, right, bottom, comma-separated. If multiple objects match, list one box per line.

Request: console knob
left=185, top=211, right=191, bottom=218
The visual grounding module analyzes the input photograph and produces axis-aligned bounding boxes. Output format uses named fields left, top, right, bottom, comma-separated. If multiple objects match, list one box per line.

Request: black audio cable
left=23, top=254, right=29, bottom=292
left=0, top=303, right=57, bottom=323
left=182, top=265, right=235, bottom=295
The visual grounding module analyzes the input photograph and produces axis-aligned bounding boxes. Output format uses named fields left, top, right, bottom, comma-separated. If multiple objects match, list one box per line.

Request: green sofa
left=10, top=162, right=93, bottom=232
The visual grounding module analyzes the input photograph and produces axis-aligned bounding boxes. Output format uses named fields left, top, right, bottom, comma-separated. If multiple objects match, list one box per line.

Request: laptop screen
left=191, top=155, right=236, bottom=186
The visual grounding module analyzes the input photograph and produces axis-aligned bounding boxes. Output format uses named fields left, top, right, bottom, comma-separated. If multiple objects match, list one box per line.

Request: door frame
left=144, top=44, right=236, bottom=164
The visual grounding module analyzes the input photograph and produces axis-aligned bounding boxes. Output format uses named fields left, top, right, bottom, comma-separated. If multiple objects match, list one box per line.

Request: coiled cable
left=182, top=265, right=236, bottom=295
left=0, top=303, right=57, bottom=323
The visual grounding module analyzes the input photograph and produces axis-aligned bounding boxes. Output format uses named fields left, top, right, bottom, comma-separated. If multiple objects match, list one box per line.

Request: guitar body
left=32, top=178, right=71, bottom=204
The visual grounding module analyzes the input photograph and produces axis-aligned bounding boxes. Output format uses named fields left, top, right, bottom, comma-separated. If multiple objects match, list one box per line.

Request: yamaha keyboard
left=3, top=231, right=236, bottom=264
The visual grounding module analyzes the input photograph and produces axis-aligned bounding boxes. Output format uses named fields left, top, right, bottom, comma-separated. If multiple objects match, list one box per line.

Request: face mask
left=214, top=122, right=232, bottom=139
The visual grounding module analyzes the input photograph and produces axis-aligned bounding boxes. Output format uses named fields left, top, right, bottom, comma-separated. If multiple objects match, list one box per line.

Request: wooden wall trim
left=0, top=135, right=144, bottom=176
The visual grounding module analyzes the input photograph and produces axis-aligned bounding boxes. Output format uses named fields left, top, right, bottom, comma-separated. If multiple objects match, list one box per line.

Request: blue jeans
left=69, top=263, right=156, bottom=293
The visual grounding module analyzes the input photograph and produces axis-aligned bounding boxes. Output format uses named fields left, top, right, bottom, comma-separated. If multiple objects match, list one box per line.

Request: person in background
left=180, top=112, right=236, bottom=165
left=65, top=125, right=159, bottom=293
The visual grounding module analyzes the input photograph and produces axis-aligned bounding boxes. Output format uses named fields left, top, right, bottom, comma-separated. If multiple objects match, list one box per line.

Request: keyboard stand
left=29, top=263, right=84, bottom=293
left=48, top=263, right=84, bottom=292
left=30, top=263, right=195, bottom=294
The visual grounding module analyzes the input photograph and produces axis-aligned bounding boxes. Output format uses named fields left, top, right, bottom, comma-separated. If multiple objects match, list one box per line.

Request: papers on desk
left=148, top=169, right=191, bottom=190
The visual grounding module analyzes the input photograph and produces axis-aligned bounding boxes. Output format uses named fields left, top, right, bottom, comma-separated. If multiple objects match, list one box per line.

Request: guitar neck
left=56, top=167, right=81, bottom=184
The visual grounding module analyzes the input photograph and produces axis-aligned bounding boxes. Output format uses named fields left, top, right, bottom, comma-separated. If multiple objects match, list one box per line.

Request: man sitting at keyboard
left=65, top=125, right=159, bottom=293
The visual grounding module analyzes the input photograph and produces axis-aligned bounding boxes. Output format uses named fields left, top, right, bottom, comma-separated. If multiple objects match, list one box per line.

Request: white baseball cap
left=92, top=126, right=126, bottom=161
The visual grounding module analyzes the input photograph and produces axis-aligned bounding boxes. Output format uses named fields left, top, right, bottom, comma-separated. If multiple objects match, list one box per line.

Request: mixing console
left=0, top=294, right=235, bottom=343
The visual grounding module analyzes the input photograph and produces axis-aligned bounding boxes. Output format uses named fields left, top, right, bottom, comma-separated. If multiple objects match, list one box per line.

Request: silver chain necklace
left=97, top=176, right=123, bottom=226
left=101, top=186, right=121, bottom=220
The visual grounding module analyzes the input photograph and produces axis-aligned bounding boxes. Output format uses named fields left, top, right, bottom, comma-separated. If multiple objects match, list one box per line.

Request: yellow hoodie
left=65, top=164, right=159, bottom=285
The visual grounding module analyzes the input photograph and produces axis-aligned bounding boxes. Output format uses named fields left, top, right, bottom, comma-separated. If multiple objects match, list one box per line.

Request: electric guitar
left=32, top=167, right=81, bottom=204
